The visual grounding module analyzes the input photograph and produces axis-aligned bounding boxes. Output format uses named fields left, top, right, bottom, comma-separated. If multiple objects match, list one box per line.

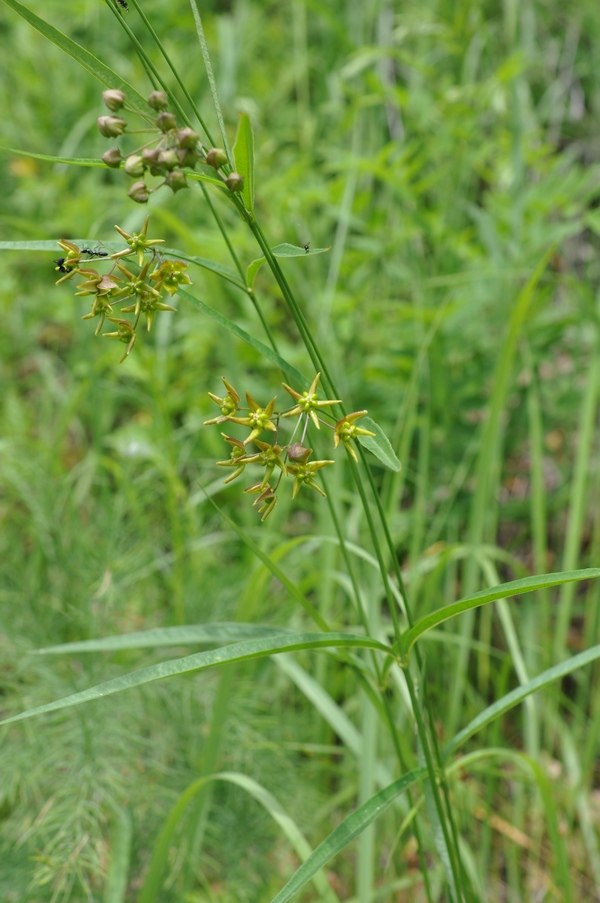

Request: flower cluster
left=54, top=217, right=190, bottom=361
left=98, top=89, right=244, bottom=204
left=205, top=374, right=375, bottom=521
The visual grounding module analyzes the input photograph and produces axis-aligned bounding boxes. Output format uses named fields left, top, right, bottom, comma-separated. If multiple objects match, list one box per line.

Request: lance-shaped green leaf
left=178, top=285, right=308, bottom=386
left=269, top=769, right=427, bottom=903
left=34, top=622, right=292, bottom=655
left=246, top=243, right=330, bottom=290
left=356, top=416, right=401, bottom=472
left=0, top=633, right=394, bottom=727
left=398, top=568, right=600, bottom=661
left=233, top=112, right=255, bottom=217
left=444, top=642, right=600, bottom=758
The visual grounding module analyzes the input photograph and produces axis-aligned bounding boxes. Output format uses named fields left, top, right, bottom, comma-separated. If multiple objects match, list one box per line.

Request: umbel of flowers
left=205, top=374, right=375, bottom=520
left=97, top=89, right=244, bottom=204
left=54, top=217, right=189, bottom=361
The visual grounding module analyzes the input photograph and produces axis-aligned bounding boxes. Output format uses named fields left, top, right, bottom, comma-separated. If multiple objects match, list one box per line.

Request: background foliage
left=1, top=0, right=600, bottom=900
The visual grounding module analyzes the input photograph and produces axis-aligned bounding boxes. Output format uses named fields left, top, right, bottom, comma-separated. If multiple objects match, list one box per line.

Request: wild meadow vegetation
left=1, top=0, right=600, bottom=900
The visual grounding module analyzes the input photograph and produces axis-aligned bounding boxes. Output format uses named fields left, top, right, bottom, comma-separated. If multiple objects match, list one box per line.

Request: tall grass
left=1, top=1, right=600, bottom=901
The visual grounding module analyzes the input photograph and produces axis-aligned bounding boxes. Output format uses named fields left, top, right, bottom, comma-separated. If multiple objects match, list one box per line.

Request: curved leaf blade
left=246, top=243, right=330, bottom=290
left=0, top=633, right=393, bottom=727
left=358, top=416, right=401, bottom=472
left=400, top=568, right=600, bottom=659
left=35, top=622, right=294, bottom=654
left=444, top=643, right=600, bottom=758
left=269, top=769, right=427, bottom=903
left=178, top=286, right=307, bottom=385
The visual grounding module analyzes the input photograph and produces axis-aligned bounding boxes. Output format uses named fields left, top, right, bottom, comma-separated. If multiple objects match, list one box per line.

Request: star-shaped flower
left=237, top=440, right=286, bottom=489
left=204, top=378, right=241, bottom=425
left=333, top=411, right=376, bottom=462
left=217, top=434, right=248, bottom=484
left=281, top=373, right=341, bottom=429
left=227, top=392, right=278, bottom=444
left=113, top=216, right=164, bottom=265
left=285, top=448, right=334, bottom=498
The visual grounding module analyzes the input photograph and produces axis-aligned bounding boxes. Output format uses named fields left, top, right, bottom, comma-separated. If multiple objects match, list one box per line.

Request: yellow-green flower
left=282, top=373, right=341, bottom=429
left=102, top=318, right=136, bottom=362
left=204, top=378, right=241, bottom=425
left=237, top=440, right=286, bottom=489
left=149, top=259, right=192, bottom=296
left=113, top=216, right=164, bottom=265
left=217, top=434, right=248, bottom=484
left=244, top=483, right=278, bottom=521
left=286, top=450, right=334, bottom=498
left=333, top=411, right=376, bottom=462
left=228, top=392, right=278, bottom=445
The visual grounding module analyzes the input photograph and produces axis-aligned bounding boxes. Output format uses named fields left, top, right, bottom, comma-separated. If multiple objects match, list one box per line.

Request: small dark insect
left=116, top=0, right=129, bottom=10
left=303, top=243, right=310, bottom=253
left=54, top=257, right=69, bottom=274
left=81, top=248, right=109, bottom=258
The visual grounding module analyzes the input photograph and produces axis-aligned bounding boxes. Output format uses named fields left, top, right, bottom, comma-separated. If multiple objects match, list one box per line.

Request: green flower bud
left=127, top=180, right=149, bottom=204
left=177, top=146, right=199, bottom=168
left=165, top=169, right=188, bottom=193
left=147, top=90, right=169, bottom=111
left=142, top=147, right=163, bottom=176
left=205, top=147, right=228, bottom=169
left=97, top=115, right=127, bottom=138
left=177, top=127, right=200, bottom=150
left=225, top=171, right=244, bottom=193
left=155, top=111, right=177, bottom=133
left=102, top=147, right=122, bottom=168
left=102, top=89, right=126, bottom=111
left=157, top=148, right=179, bottom=171
left=124, top=154, right=145, bottom=177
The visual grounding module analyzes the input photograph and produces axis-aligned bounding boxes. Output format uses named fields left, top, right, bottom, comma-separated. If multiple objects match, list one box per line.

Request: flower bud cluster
left=98, top=89, right=244, bottom=203
left=204, top=374, right=375, bottom=521
left=53, top=217, right=190, bottom=362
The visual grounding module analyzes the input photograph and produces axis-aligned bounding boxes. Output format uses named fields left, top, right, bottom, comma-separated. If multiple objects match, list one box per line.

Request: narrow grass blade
left=139, top=772, right=340, bottom=903
left=400, top=569, right=600, bottom=659
left=269, top=770, right=427, bottom=903
left=449, top=749, right=573, bottom=902
left=1, top=0, right=149, bottom=112
left=179, top=286, right=307, bottom=386
left=0, top=633, right=393, bottom=727
left=233, top=113, right=255, bottom=217
left=189, top=0, right=232, bottom=161
left=103, top=805, right=132, bottom=903
left=0, top=148, right=103, bottom=168
left=444, top=643, right=600, bottom=757
left=36, top=623, right=292, bottom=654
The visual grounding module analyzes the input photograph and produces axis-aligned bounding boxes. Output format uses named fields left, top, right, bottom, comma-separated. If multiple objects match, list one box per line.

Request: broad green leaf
left=269, top=769, right=427, bottom=903
left=357, top=416, right=401, bottom=472
left=233, top=112, right=255, bottom=216
left=400, top=568, right=600, bottom=660
left=1, top=0, right=149, bottom=114
left=444, top=643, right=600, bottom=758
left=36, top=622, right=293, bottom=654
left=178, top=286, right=307, bottom=385
left=0, top=633, right=393, bottom=727
left=246, top=243, right=330, bottom=290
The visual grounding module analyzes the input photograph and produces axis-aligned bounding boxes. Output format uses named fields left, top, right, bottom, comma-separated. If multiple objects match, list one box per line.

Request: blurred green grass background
left=2, top=0, right=600, bottom=900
